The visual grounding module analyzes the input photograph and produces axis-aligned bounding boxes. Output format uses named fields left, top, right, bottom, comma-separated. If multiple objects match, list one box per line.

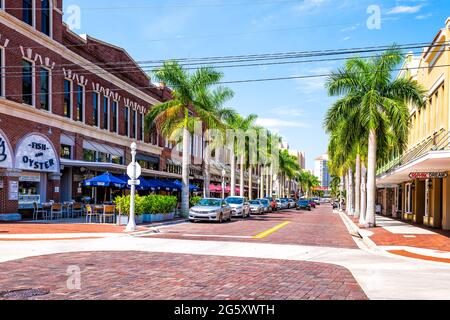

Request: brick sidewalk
left=0, top=251, right=367, bottom=300
left=0, top=223, right=145, bottom=235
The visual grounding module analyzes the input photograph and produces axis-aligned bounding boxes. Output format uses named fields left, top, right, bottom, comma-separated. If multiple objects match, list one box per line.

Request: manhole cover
left=0, top=288, right=50, bottom=299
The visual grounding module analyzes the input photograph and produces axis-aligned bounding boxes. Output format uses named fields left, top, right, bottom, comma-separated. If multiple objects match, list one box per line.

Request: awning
left=377, top=150, right=450, bottom=185
left=84, top=172, right=126, bottom=188
left=136, top=153, right=159, bottom=164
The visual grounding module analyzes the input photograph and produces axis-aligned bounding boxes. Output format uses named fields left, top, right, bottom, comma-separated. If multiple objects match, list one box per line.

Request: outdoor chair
left=63, top=202, right=74, bottom=218
left=50, top=203, right=63, bottom=220
left=85, top=205, right=99, bottom=223
left=32, top=202, right=47, bottom=221
left=102, top=205, right=116, bottom=224
left=72, top=203, right=84, bottom=218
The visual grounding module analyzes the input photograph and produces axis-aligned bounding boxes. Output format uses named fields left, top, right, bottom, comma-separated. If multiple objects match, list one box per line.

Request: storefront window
left=112, top=156, right=123, bottom=165
left=19, top=174, right=41, bottom=208
left=97, top=152, right=111, bottom=163
left=60, top=144, right=72, bottom=159
left=83, top=149, right=96, bottom=162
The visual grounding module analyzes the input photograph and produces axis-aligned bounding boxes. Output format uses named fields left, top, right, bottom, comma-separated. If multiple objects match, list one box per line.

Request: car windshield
left=197, top=199, right=221, bottom=207
left=249, top=201, right=260, bottom=205
left=226, top=197, right=244, bottom=205
left=259, top=200, right=269, bottom=205
left=281, top=199, right=288, bottom=202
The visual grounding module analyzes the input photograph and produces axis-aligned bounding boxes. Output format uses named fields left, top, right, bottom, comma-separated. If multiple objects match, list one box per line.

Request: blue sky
left=65, top=0, right=448, bottom=170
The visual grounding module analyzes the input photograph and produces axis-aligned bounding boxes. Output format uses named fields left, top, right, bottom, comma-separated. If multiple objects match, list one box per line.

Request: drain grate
left=0, top=288, right=50, bottom=299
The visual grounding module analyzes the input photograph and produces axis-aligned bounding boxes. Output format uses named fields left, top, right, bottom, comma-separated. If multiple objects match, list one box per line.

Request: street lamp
left=126, top=142, right=138, bottom=232
left=221, top=169, right=226, bottom=199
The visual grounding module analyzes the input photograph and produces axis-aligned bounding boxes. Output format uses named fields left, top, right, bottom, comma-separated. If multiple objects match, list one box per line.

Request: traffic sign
left=127, top=162, right=142, bottom=179
left=128, top=179, right=141, bottom=186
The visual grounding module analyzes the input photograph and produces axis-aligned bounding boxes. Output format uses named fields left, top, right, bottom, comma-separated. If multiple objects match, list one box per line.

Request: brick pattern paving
left=0, top=223, right=144, bottom=235
left=151, top=205, right=358, bottom=249
left=0, top=251, right=367, bottom=300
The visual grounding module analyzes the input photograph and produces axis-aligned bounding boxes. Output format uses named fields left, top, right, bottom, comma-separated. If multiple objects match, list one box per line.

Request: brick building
left=0, top=0, right=207, bottom=220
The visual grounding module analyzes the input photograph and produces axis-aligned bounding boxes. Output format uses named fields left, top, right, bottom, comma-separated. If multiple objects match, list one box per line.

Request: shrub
left=114, top=195, right=144, bottom=216
left=190, top=196, right=202, bottom=208
left=116, top=195, right=178, bottom=215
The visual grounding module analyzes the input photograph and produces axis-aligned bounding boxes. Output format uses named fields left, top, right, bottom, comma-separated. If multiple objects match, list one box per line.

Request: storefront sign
left=15, top=135, right=58, bottom=173
left=8, top=181, right=18, bottom=201
left=409, top=172, right=449, bottom=179
left=0, top=132, right=13, bottom=169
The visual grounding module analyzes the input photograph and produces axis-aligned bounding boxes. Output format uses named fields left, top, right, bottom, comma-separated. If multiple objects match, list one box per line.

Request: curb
left=337, top=211, right=379, bottom=251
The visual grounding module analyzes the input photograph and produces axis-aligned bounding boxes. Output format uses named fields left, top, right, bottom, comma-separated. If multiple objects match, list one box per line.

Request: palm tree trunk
left=259, top=165, right=264, bottom=198
left=355, top=154, right=361, bottom=218
left=269, top=164, right=273, bottom=197
left=204, top=142, right=211, bottom=198
left=366, top=129, right=377, bottom=227
left=339, top=175, right=344, bottom=212
left=230, top=149, right=236, bottom=196
left=359, top=162, right=367, bottom=225
left=345, top=173, right=349, bottom=214
left=348, top=168, right=354, bottom=216
left=240, top=154, right=245, bottom=197
left=248, top=165, right=253, bottom=200
left=181, top=126, right=190, bottom=217
left=266, top=167, right=270, bottom=197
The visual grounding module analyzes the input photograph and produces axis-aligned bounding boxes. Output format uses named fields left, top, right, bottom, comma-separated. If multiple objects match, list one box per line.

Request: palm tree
left=326, top=47, right=426, bottom=227
left=145, top=61, right=231, bottom=216
left=278, top=150, right=299, bottom=198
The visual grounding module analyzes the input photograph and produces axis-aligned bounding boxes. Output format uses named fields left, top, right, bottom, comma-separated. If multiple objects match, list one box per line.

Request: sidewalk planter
left=116, top=215, right=144, bottom=225
left=150, top=212, right=175, bottom=223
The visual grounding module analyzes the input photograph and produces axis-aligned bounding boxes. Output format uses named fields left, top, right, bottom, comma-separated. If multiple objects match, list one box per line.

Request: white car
left=225, top=196, right=250, bottom=218
left=189, top=198, right=232, bottom=223
left=249, top=200, right=264, bottom=215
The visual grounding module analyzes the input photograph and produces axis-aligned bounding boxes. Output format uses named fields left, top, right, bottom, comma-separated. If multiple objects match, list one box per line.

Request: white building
left=314, top=154, right=330, bottom=188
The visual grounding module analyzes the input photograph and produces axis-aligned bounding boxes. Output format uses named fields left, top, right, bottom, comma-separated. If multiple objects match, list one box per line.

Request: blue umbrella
left=174, top=180, right=200, bottom=191
left=158, top=180, right=181, bottom=192
left=84, top=172, right=126, bottom=189
left=117, top=175, right=152, bottom=191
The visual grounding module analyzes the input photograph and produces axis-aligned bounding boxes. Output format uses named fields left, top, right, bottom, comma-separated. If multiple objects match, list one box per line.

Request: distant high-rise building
left=314, top=154, right=330, bottom=188
left=289, top=150, right=306, bottom=170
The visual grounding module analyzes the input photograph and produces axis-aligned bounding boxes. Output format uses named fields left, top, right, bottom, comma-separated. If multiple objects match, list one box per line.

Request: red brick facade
left=0, top=1, right=179, bottom=218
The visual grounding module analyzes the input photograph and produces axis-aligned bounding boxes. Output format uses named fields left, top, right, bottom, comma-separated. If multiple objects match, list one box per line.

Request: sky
left=64, top=0, right=449, bottom=170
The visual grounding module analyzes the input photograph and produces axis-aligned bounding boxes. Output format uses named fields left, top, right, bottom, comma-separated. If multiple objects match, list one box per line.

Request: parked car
left=225, top=196, right=250, bottom=218
left=297, top=199, right=312, bottom=211
left=312, top=197, right=321, bottom=206
left=189, top=198, right=232, bottom=223
left=258, top=198, right=272, bottom=213
left=288, top=198, right=296, bottom=209
left=308, top=199, right=316, bottom=208
left=249, top=200, right=264, bottom=215
left=280, top=198, right=290, bottom=210
left=276, top=199, right=283, bottom=210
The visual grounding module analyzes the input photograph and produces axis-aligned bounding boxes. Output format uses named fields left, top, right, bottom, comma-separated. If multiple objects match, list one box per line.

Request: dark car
left=296, top=199, right=311, bottom=211
left=308, top=200, right=316, bottom=208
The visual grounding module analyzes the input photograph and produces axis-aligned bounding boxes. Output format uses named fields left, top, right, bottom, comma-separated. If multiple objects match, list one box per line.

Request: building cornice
left=0, top=98, right=163, bottom=156
left=0, top=11, right=162, bottom=106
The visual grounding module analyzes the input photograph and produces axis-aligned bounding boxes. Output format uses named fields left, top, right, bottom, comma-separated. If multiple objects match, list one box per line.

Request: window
left=0, top=47, right=4, bottom=97
left=63, top=79, right=72, bottom=118
left=97, top=152, right=111, bottom=163
left=39, top=68, right=50, bottom=111
left=112, top=156, right=123, bottom=165
left=102, top=96, right=109, bottom=130
left=83, top=149, right=96, bottom=162
left=22, top=60, right=33, bottom=106
left=139, top=113, right=144, bottom=141
left=60, top=144, right=72, bottom=160
left=41, top=0, right=51, bottom=36
left=93, top=92, right=99, bottom=127
left=124, top=106, right=129, bottom=136
left=23, top=0, right=33, bottom=26
left=111, top=101, right=118, bottom=133
left=131, top=109, right=137, bottom=139
left=76, top=85, right=84, bottom=122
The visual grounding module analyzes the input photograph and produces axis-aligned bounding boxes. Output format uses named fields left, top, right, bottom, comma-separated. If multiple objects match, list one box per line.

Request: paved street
left=1, top=205, right=450, bottom=300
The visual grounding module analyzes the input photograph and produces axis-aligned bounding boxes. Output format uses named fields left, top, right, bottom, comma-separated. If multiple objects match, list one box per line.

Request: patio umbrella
left=83, top=172, right=126, bottom=202
left=173, top=180, right=199, bottom=192
left=117, top=175, right=152, bottom=191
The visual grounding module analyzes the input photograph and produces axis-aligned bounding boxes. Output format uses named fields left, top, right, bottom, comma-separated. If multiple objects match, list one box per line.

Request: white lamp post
left=126, top=142, right=139, bottom=232
left=221, top=169, right=226, bottom=199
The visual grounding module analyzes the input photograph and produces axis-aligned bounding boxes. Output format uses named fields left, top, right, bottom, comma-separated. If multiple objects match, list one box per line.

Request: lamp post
left=126, top=142, right=138, bottom=232
left=221, top=169, right=226, bottom=199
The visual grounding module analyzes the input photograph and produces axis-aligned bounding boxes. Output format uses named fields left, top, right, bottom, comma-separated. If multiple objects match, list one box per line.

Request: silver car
left=249, top=200, right=264, bottom=215
left=189, top=198, right=232, bottom=223
left=225, top=196, right=250, bottom=218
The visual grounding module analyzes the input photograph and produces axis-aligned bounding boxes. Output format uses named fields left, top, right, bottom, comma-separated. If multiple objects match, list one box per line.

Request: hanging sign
left=8, top=181, right=18, bottom=201
left=0, top=132, right=13, bottom=169
left=15, top=135, right=58, bottom=173
left=409, top=172, right=449, bottom=179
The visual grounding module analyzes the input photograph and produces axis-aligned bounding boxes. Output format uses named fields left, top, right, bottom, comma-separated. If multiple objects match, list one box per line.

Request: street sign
left=409, top=172, right=449, bottom=179
left=127, top=162, right=142, bottom=179
left=128, top=179, right=141, bottom=186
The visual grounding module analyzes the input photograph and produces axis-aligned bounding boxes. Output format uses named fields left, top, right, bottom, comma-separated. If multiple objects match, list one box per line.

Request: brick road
left=149, top=205, right=358, bottom=249
left=0, top=251, right=367, bottom=300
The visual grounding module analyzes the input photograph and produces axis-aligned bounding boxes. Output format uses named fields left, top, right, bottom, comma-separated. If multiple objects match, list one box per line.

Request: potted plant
left=115, top=195, right=144, bottom=225
left=140, top=195, right=178, bottom=223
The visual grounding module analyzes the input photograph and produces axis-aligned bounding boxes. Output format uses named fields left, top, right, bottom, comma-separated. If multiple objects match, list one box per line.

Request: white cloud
left=387, top=5, right=423, bottom=15
left=340, top=23, right=360, bottom=32
left=415, top=13, right=432, bottom=20
left=269, top=107, right=305, bottom=117
left=342, top=36, right=351, bottom=41
left=256, top=118, right=310, bottom=129
left=293, top=0, right=327, bottom=13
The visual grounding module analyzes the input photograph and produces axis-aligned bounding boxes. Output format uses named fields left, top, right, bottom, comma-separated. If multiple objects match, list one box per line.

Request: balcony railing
left=377, top=129, right=450, bottom=176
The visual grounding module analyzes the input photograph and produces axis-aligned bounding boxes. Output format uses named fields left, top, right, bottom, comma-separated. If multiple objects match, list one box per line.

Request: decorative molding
left=20, top=46, right=56, bottom=69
